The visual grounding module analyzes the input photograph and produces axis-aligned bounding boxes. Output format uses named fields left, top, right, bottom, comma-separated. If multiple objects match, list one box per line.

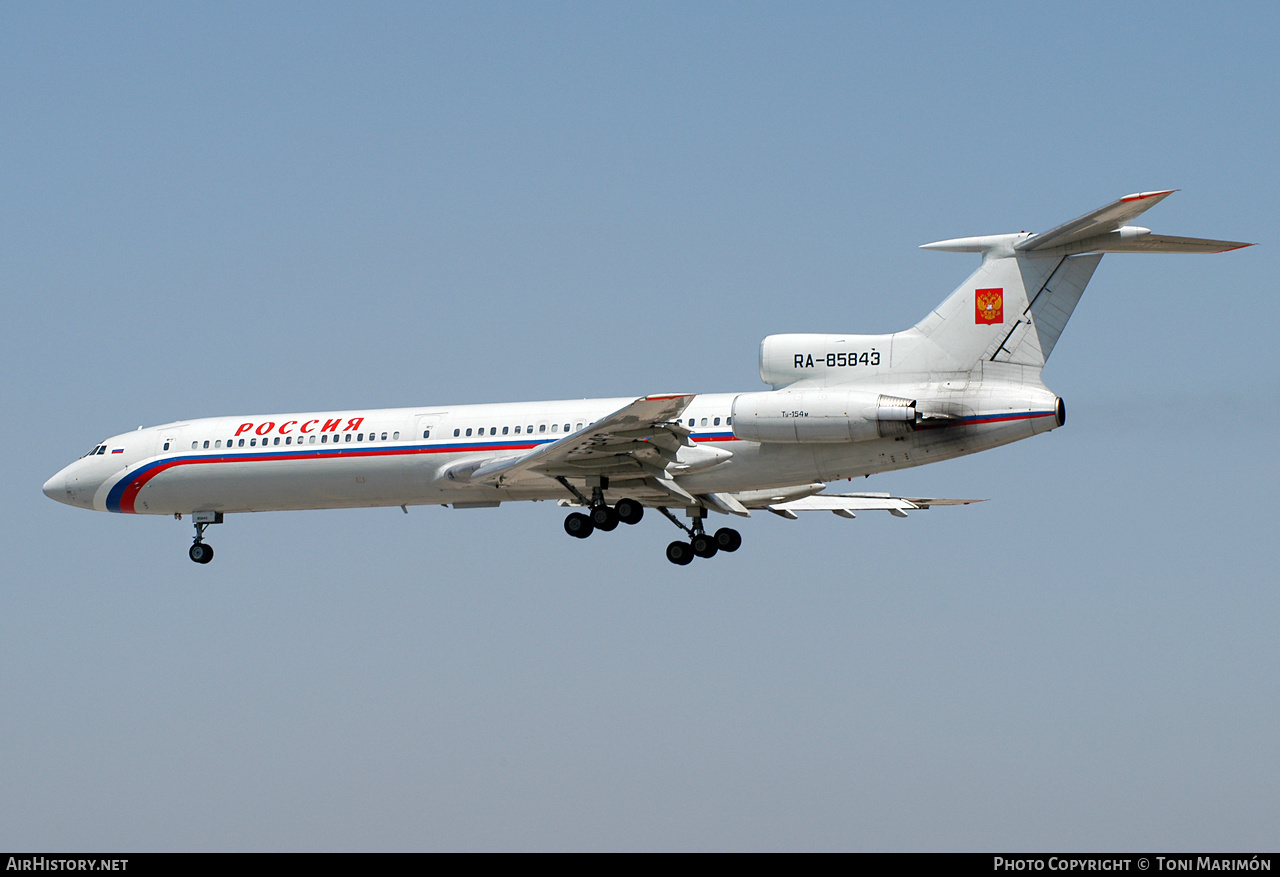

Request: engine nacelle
left=731, top=390, right=916, bottom=443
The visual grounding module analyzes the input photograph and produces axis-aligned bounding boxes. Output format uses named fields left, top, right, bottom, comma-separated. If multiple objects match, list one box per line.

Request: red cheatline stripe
left=110, top=433, right=750, bottom=512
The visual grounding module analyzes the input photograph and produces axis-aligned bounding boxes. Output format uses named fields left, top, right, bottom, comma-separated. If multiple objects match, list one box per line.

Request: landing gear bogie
left=655, top=507, right=744, bottom=564
left=554, top=479, right=742, bottom=563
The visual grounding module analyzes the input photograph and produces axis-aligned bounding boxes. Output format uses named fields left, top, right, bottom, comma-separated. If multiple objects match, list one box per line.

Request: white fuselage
left=43, top=383, right=1062, bottom=517
left=41, top=191, right=1245, bottom=568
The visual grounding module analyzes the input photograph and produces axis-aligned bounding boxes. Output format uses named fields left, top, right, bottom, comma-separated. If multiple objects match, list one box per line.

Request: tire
left=564, top=512, right=594, bottom=539
left=691, top=533, right=719, bottom=558
left=713, top=527, right=742, bottom=552
left=665, top=540, right=694, bottom=565
left=615, top=498, right=644, bottom=525
left=189, top=543, right=214, bottom=564
left=590, top=505, right=619, bottom=531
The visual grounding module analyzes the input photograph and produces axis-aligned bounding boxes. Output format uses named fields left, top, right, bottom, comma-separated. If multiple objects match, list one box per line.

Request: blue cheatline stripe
left=105, top=414, right=1044, bottom=513
left=105, top=432, right=743, bottom=512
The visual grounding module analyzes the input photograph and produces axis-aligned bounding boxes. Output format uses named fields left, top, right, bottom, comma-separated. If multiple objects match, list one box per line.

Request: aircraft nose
left=42, top=466, right=85, bottom=507
left=43, top=473, right=65, bottom=502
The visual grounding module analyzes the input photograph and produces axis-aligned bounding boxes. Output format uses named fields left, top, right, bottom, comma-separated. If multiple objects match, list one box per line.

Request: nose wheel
left=186, top=511, right=223, bottom=563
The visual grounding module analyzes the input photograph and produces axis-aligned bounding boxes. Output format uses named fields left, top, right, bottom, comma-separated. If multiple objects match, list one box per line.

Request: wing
left=750, top=491, right=983, bottom=520
left=463, top=394, right=699, bottom=486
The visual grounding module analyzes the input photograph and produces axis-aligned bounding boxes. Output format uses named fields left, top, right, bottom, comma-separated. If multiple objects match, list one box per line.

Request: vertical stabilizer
left=758, top=192, right=1250, bottom=389
left=891, top=191, right=1250, bottom=375
left=891, top=237, right=1078, bottom=373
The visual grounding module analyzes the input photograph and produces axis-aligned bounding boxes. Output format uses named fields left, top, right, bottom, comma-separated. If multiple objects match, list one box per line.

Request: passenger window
left=466, top=428, right=472, bottom=437
left=514, top=426, right=521, bottom=434
left=490, top=427, right=496, bottom=436
left=250, top=438, right=257, bottom=446
left=321, top=435, right=327, bottom=444
left=356, top=433, right=363, bottom=442
left=576, top=423, right=583, bottom=431
left=392, top=432, right=399, bottom=440
left=453, top=429, right=460, bottom=437
left=239, top=439, right=246, bottom=447
left=527, top=425, right=533, bottom=433
left=285, top=436, right=292, bottom=445
left=344, top=433, right=352, bottom=443
left=701, top=418, right=708, bottom=426
left=215, top=440, right=221, bottom=448
left=539, top=424, right=546, bottom=433
left=727, top=417, right=732, bottom=425
left=714, top=417, right=721, bottom=426
left=551, top=424, right=558, bottom=433
left=382, top=432, right=388, bottom=440
left=502, top=426, right=509, bottom=435
left=163, top=442, right=170, bottom=451
left=274, top=437, right=281, bottom=445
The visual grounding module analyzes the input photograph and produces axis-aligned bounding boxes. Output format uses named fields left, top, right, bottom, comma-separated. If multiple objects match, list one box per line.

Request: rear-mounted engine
left=731, top=391, right=918, bottom=443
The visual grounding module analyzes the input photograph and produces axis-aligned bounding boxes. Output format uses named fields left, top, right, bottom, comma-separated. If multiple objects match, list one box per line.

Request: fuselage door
left=415, top=414, right=444, bottom=442
left=160, top=426, right=185, bottom=454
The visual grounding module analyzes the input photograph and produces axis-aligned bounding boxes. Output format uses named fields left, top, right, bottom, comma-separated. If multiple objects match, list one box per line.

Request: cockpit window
left=96, top=446, right=107, bottom=455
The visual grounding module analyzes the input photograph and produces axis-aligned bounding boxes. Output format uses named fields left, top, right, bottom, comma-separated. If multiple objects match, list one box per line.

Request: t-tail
left=758, top=190, right=1252, bottom=390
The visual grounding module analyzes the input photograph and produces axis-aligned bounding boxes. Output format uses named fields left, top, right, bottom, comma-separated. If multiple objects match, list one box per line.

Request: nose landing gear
left=186, top=511, right=223, bottom=564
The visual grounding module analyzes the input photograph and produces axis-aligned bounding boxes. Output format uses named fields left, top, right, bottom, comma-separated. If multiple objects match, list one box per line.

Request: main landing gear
left=559, top=477, right=644, bottom=540
left=657, top=506, right=740, bottom=566
left=556, top=477, right=741, bottom=565
left=185, top=511, right=223, bottom=564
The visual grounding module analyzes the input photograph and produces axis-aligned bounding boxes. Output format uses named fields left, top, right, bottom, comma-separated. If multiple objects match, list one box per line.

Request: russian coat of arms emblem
left=975, top=288, right=1003, bottom=324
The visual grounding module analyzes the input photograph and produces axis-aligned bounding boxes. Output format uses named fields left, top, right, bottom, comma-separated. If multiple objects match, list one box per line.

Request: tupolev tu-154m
left=43, top=191, right=1251, bottom=564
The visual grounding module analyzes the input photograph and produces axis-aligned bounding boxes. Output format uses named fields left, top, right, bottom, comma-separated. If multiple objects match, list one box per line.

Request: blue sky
left=3, top=2, right=1277, bottom=850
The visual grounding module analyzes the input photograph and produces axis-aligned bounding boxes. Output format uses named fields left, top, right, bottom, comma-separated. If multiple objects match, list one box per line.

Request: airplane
left=42, top=191, right=1251, bottom=565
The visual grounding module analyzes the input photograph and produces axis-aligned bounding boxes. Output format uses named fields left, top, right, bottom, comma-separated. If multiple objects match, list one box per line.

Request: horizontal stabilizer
left=1033, top=232, right=1253, bottom=255
left=1016, top=190, right=1176, bottom=251
left=1016, top=190, right=1253, bottom=254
